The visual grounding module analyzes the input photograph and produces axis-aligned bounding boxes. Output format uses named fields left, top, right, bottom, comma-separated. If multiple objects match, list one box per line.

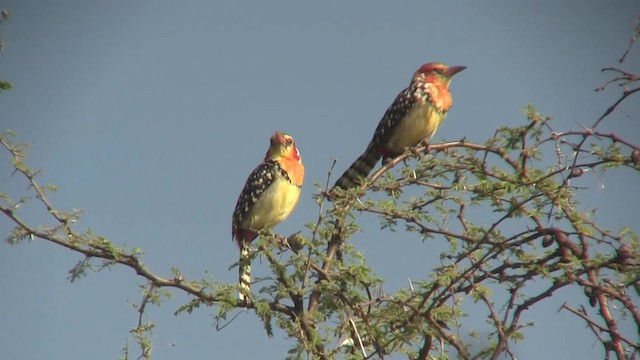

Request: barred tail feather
left=333, top=147, right=381, bottom=190
left=238, top=242, right=252, bottom=301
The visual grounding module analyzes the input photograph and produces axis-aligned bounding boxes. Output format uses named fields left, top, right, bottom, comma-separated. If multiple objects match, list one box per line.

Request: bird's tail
left=333, top=146, right=381, bottom=190
left=238, top=242, right=251, bottom=301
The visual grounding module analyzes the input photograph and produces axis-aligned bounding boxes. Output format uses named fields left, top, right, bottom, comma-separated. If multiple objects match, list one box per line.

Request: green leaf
left=0, top=80, right=12, bottom=91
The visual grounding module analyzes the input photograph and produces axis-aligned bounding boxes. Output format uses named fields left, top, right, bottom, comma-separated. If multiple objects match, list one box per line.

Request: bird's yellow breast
left=386, top=104, right=446, bottom=153
left=244, top=177, right=301, bottom=231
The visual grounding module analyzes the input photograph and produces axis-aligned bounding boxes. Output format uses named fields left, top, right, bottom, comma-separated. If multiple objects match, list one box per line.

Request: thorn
left=349, top=318, right=367, bottom=357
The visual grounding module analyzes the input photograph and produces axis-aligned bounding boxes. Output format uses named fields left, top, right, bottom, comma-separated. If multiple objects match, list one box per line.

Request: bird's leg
left=409, top=146, right=422, bottom=158
left=420, top=138, right=431, bottom=154
left=405, top=139, right=431, bottom=160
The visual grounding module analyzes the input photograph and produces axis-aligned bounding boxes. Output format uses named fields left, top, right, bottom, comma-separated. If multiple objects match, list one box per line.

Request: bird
left=231, top=131, right=304, bottom=301
left=333, top=62, right=465, bottom=190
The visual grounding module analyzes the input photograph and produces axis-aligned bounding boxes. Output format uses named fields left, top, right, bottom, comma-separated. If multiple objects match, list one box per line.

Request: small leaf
left=0, top=80, right=12, bottom=91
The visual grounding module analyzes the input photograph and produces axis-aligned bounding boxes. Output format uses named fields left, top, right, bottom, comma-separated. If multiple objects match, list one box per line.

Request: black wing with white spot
left=232, top=159, right=287, bottom=240
left=369, top=85, right=421, bottom=149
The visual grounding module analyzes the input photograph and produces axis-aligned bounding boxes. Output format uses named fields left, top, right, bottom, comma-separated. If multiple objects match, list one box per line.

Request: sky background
left=1, top=1, right=639, bottom=359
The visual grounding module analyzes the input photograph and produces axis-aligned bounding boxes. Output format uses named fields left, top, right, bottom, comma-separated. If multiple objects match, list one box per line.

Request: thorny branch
left=132, top=284, right=157, bottom=360
left=619, top=15, right=640, bottom=64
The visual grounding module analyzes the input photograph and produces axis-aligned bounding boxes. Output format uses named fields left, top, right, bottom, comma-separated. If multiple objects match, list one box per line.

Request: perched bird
left=333, top=62, right=465, bottom=190
left=231, top=131, right=304, bottom=301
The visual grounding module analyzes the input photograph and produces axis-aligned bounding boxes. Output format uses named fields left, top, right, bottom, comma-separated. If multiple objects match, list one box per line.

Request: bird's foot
left=410, top=147, right=422, bottom=158
left=420, top=139, right=431, bottom=154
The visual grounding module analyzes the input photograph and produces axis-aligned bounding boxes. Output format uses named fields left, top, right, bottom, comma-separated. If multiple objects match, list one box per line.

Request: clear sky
left=1, top=1, right=639, bottom=359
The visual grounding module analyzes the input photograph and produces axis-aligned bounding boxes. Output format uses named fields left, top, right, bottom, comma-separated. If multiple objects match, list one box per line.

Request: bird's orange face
left=264, top=131, right=304, bottom=186
left=267, top=131, right=301, bottom=161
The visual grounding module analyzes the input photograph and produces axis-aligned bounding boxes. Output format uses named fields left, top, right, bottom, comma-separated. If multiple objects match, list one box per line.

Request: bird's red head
left=414, top=62, right=466, bottom=84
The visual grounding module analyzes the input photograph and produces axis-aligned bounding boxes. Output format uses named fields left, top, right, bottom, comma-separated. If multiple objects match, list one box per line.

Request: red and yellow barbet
left=232, top=131, right=304, bottom=301
left=333, top=62, right=465, bottom=190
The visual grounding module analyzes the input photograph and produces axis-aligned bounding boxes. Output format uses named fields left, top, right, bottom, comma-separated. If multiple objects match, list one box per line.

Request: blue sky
left=1, top=1, right=639, bottom=359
